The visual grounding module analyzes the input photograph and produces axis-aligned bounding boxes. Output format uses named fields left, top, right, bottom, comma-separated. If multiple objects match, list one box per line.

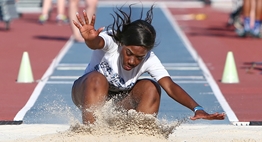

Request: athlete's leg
left=71, top=71, right=109, bottom=124
left=119, top=79, right=161, bottom=115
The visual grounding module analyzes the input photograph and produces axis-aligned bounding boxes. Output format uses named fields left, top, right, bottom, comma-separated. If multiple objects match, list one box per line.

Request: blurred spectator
left=236, top=0, right=262, bottom=38
left=202, top=0, right=211, bottom=5
left=69, top=0, right=98, bottom=42
left=227, top=0, right=243, bottom=28
left=39, top=0, right=68, bottom=24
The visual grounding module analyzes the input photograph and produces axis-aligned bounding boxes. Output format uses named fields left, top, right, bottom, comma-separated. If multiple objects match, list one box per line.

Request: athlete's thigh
left=118, top=79, right=161, bottom=110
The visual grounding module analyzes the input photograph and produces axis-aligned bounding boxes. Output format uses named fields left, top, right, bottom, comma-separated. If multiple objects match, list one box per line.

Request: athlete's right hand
left=73, top=10, right=104, bottom=42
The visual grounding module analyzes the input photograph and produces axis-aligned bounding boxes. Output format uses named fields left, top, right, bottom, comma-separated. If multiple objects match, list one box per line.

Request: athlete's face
left=120, top=45, right=148, bottom=71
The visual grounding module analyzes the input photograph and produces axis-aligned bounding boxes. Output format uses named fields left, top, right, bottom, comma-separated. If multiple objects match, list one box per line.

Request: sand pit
left=1, top=100, right=261, bottom=142
left=1, top=123, right=262, bottom=142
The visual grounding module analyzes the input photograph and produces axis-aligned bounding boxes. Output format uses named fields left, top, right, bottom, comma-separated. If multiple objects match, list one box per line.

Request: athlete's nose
left=128, top=57, right=136, bottom=67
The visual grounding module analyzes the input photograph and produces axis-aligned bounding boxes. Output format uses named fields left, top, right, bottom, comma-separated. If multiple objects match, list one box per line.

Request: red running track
left=1, top=3, right=262, bottom=123
left=0, top=12, right=71, bottom=120
left=169, top=6, right=262, bottom=122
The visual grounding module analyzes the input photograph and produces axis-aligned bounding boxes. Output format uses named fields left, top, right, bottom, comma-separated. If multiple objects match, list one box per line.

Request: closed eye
left=137, top=56, right=145, bottom=60
left=126, top=49, right=132, bottom=56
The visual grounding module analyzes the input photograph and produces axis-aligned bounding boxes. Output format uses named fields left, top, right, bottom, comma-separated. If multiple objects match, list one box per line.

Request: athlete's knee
left=81, top=72, right=109, bottom=105
left=71, top=72, right=108, bottom=107
left=83, top=71, right=108, bottom=89
left=71, top=76, right=84, bottom=107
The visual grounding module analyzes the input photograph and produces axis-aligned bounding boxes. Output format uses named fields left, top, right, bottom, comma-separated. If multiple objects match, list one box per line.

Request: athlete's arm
left=158, top=77, right=225, bottom=120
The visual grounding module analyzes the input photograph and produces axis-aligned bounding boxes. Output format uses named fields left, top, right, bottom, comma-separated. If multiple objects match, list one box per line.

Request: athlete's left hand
left=190, top=110, right=226, bottom=120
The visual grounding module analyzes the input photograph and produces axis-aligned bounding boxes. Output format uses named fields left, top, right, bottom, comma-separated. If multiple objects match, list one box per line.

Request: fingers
left=211, top=113, right=225, bottom=120
left=190, top=116, right=197, bottom=120
left=76, top=12, right=85, bottom=26
left=208, top=113, right=226, bottom=120
left=74, top=10, right=95, bottom=26
left=83, top=10, right=89, bottom=25
left=90, top=14, right=96, bottom=26
left=73, top=20, right=81, bottom=29
left=190, top=112, right=226, bottom=120
left=203, top=113, right=224, bottom=120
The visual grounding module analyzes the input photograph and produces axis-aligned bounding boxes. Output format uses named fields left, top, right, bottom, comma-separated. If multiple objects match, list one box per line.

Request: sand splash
left=66, top=99, right=183, bottom=139
left=14, top=100, right=185, bottom=142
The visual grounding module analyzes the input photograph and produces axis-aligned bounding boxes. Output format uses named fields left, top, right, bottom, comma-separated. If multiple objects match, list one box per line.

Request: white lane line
left=57, top=63, right=198, bottom=67
left=56, top=66, right=200, bottom=70
left=139, top=76, right=204, bottom=80
left=58, top=63, right=198, bottom=66
left=47, top=75, right=206, bottom=84
left=50, top=76, right=79, bottom=79
left=46, top=80, right=208, bottom=84
left=56, top=63, right=200, bottom=70
left=46, top=81, right=73, bottom=84
left=174, top=81, right=207, bottom=83
left=50, top=75, right=205, bottom=80
left=58, top=63, right=87, bottom=66
left=163, top=63, right=198, bottom=66
left=14, top=36, right=74, bottom=121
left=57, top=66, right=86, bottom=70
left=161, top=5, right=239, bottom=122
left=165, top=66, right=200, bottom=70
left=95, top=1, right=204, bottom=8
left=46, top=80, right=208, bottom=85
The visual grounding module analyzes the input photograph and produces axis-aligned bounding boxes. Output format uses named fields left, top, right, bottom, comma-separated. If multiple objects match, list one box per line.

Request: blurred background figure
left=69, top=0, right=98, bottom=42
left=201, top=0, right=211, bottom=5
left=227, top=0, right=243, bottom=28
left=236, top=0, right=262, bottom=38
left=38, top=0, right=68, bottom=24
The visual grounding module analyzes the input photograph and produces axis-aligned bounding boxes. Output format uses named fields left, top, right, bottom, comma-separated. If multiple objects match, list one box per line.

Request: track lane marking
left=160, top=5, right=238, bottom=122
left=13, top=37, right=74, bottom=121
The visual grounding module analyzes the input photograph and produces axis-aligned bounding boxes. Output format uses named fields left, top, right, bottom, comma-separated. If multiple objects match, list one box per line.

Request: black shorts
left=107, top=90, right=130, bottom=102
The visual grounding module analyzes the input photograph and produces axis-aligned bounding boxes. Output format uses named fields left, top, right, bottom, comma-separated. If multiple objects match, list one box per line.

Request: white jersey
left=85, top=31, right=170, bottom=92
